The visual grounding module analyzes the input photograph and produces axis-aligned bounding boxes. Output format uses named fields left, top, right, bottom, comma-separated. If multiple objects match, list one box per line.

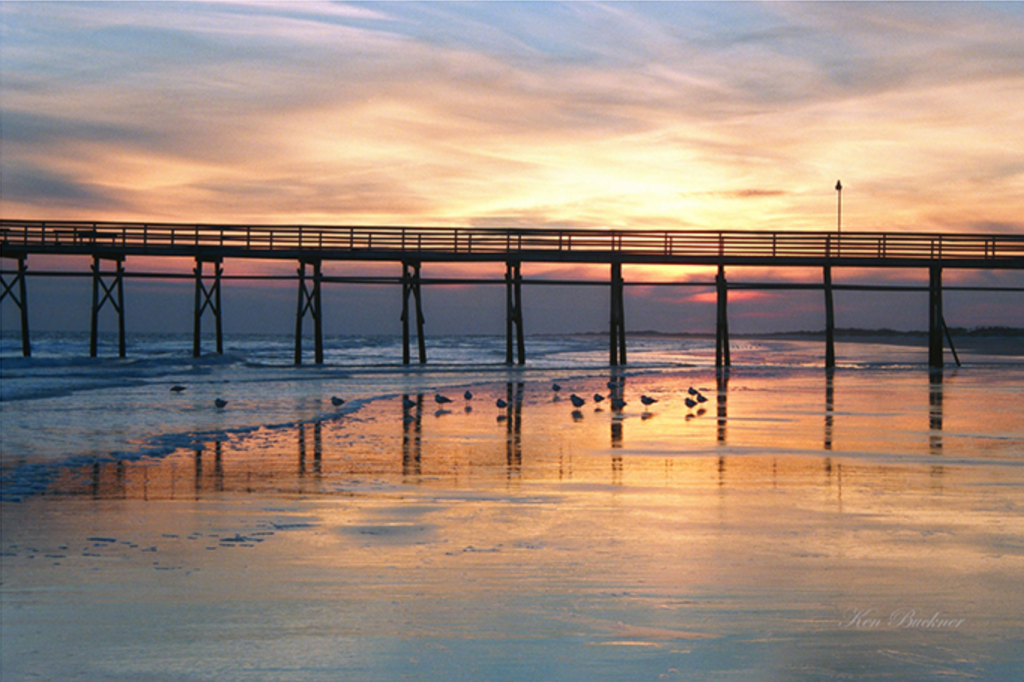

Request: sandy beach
left=3, top=364, right=1023, bottom=681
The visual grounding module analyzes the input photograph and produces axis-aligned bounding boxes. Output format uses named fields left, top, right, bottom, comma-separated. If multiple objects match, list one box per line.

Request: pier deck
left=3, top=219, right=1023, bottom=367
left=3, top=220, right=1023, bottom=269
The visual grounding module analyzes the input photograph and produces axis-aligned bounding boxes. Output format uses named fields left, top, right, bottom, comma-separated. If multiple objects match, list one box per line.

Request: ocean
left=2, top=331, right=1023, bottom=681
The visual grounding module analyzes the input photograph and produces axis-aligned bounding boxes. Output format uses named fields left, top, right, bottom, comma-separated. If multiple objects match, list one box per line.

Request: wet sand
left=3, top=368, right=1023, bottom=681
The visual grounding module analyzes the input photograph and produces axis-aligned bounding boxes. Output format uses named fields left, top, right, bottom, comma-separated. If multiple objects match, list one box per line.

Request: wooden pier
left=3, top=219, right=1023, bottom=368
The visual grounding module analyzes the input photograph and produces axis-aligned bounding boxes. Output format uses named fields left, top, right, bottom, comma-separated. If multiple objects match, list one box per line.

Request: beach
left=2, top=334, right=1023, bottom=681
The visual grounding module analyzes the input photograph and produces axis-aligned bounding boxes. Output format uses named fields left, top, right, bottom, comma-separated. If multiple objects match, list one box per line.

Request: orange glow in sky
left=2, top=2, right=1022, bottom=232
left=2, top=2, right=1022, bottom=333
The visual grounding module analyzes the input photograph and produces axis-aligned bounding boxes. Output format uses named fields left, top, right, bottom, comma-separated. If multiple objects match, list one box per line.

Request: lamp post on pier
left=835, top=180, right=842, bottom=233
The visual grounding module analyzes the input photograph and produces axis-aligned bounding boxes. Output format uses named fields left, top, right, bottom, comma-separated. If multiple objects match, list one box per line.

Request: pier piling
left=193, top=257, right=224, bottom=357
left=824, top=265, right=836, bottom=368
left=402, top=260, right=426, bottom=364
left=715, top=265, right=731, bottom=368
left=90, top=255, right=126, bottom=358
left=505, top=261, right=526, bottom=365
left=609, top=262, right=626, bottom=366
left=295, top=259, right=324, bottom=365
left=928, top=267, right=943, bottom=369
left=1, top=254, right=31, bottom=356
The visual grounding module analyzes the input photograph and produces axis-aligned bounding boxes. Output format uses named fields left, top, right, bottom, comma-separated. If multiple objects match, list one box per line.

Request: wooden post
left=609, top=262, right=626, bottom=366
left=824, top=264, right=836, bottom=368
left=505, top=261, right=525, bottom=365
left=715, top=264, right=730, bottom=368
left=402, top=260, right=426, bottom=364
left=193, top=257, right=224, bottom=357
left=90, top=255, right=126, bottom=358
left=1, top=254, right=31, bottom=356
left=295, top=259, right=323, bottom=365
left=928, top=266, right=943, bottom=369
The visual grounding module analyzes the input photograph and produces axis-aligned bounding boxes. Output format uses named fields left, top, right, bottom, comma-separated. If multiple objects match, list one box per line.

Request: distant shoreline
left=579, top=327, right=1024, bottom=356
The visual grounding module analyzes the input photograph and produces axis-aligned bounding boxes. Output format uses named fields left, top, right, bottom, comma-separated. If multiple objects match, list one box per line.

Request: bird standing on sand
left=552, top=383, right=562, bottom=392
left=435, top=394, right=453, bottom=405
left=696, top=392, right=708, bottom=403
left=688, top=387, right=698, bottom=396
left=496, top=398, right=508, bottom=408
left=214, top=398, right=228, bottom=408
left=464, top=390, right=473, bottom=400
left=570, top=394, right=585, bottom=408
left=593, top=394, right=605, bottom=403
left=685, top=397, right=697, bottom=409
left=331, top=396, right=345, bottom=407
left=640, top=395, right=658, bottom=406
left=170, top=385, right=186, bottom=393
left=403, top=396, right=418, bottom=409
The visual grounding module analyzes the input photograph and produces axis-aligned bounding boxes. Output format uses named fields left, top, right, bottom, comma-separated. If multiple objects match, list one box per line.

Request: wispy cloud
left=2, top=1, right=1022, bottom=233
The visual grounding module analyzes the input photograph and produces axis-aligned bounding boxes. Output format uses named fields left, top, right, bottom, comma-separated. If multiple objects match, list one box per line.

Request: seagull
left=593, top=394, right=605, bottom=403
left=402, top=396, right=418, bottom=409
left=695, top=392, right=708, bottom=403
left=170, top=385, right=186, bottom=393
left=214, top=398, right=228, bottom=408
left=464, top=390, right=473, bottom=400
left=684, top=397, right=697, bottom=409
left=552, top=383, right=562, bottom=392
left=496, top=398, right=508, bottom=408
left=331, top=396, right=345, bottom=407
left=570, top=394, right=585, bottom=408
left=640, top=395, right=658, bottom=406
left=434, top=394, right=453, bottom=405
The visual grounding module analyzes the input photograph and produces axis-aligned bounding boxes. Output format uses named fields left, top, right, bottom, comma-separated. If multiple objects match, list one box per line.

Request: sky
left=2, top=1, right=1023, bottom=337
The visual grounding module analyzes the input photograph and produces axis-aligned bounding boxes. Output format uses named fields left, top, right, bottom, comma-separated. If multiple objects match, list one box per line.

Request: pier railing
left=3, top=220, right=1023, bottom=266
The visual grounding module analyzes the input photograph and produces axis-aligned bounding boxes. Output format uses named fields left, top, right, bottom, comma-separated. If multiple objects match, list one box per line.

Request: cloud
left=0, top=166, right=123, bottom=210
left=2, top=1, right=1022, bottom=235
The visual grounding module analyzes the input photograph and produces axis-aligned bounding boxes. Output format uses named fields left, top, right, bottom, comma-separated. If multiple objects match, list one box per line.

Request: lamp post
left=835, top=180, right=842, bottom=233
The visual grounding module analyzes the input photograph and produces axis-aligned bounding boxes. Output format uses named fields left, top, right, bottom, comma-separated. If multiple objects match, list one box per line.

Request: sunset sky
left=2, top=2, right=1022, bottom=336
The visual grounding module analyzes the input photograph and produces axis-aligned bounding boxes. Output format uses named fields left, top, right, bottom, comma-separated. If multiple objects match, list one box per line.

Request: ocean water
left=1, top=331, right=1019, bottom=477
left=2, top=331, right=1023, bottom=681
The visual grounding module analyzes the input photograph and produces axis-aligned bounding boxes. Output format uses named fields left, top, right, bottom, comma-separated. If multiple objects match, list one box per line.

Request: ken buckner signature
left=841, top=608, right=965, bottom=630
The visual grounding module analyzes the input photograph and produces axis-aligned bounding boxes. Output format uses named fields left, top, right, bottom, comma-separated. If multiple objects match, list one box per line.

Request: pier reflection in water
left=402, top=393, right=424, bottom=481
left=7, top=367, right=1022, bottom=682
left=38, top=368, right=996, bottom=505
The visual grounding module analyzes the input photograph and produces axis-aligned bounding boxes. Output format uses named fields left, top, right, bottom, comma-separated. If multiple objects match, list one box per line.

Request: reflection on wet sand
left=298, top=421, right=322, bottom=479
left=502, top=381, right=524, bottom=478
left=825, top=368, right=835, bottom=451
left=194, top=440, right=224, bottom=494
left=37, top=369, right=980, bottom=503
left=716, top=368, right=728, bottom=444
left=5, top=368, right=1023, bottom=682
left=930, top=370, right=943, bottom=454
left=402, top=393, right=423, bottom=481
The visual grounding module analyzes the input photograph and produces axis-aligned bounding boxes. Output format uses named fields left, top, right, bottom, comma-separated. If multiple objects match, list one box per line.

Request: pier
left=3, top=219, right=1023, bottom=368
